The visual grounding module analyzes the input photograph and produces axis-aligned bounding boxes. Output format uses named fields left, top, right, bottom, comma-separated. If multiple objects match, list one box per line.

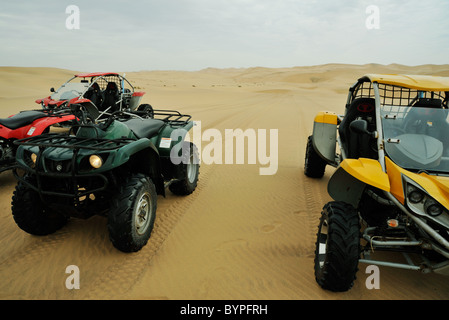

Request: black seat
left=83, top=82, right=102, bottom=108
left=412, top=98, right=442, bottom=108
left=0, top=111, right=47, bottom=130
left=101, top=82, right=119, bottom=112
left=123, top=118, right=165, bottom=139
left=339, top=98, right=377, bottom=159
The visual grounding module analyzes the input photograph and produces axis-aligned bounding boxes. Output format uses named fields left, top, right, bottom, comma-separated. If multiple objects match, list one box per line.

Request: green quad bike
left=11, top=103, right=199, bottom=252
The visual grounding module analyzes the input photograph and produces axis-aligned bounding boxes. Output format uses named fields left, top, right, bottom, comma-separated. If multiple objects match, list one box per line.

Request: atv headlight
left=89, top=155, right=103, bottom=169
left=31, top=153, right=37, bottom=164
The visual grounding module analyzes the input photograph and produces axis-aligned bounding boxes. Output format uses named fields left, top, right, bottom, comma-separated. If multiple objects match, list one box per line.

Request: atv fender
left=312, top=111, right=337, bottom=164
left=153, top=121, right=194, bottom=157
left=115, top=139, right=165, bottom=196
left=12, top=114, right=75, bottom=139
left=328, top=158, right=390, bottom=207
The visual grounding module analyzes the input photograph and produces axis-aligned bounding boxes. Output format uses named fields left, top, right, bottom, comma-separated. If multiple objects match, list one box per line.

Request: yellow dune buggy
left=305, top=74, right=449, bottom=291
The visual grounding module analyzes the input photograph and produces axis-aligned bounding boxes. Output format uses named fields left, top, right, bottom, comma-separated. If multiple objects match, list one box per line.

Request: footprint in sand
left=260, top=221, right=282, bottom=233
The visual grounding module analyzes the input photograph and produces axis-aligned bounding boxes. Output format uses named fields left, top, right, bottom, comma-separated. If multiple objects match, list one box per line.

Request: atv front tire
left=169, top=142, right=199, bottom=196
left=314, top=201, right=360, bottom=292
left=11, top=177, right=68, bottom=235
left=108, top=173, right=157, bottom=252
left=304, top=135, right=327, bottom=178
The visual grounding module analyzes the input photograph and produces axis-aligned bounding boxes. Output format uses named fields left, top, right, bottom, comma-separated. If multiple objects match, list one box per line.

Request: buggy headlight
left=407, top=185, right=424, bottom=204
left=89, top=155, right=103, bottom=169
left=424, top=199, right=443, bottom=217
left=404, top=176, right=447, bottom=218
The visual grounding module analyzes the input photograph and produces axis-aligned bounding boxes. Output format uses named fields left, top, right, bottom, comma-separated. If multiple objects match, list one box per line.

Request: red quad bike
left=0, top=108, right=74, bottom=173
left=35, top=72, right=151, bottom=117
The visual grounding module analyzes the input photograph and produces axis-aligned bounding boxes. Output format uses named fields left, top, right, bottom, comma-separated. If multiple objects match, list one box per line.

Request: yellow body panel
left=384, top=157, right=406, bottom=204
left=340, top=158, right=390, bottom=192
left=385, top=157, right=449, bottom=209
left=365, top=74, right=449, bottom=91
left=314, top=111, right=338, bottom=125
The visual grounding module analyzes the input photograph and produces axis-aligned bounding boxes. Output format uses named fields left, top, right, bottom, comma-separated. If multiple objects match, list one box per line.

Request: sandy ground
left=1, top=64, right=449, bottom=300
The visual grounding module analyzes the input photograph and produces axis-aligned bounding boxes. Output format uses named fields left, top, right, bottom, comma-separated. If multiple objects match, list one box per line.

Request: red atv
left=0, top=108, right=74, bottom=173
left=35, top=72, right=147, bottom=116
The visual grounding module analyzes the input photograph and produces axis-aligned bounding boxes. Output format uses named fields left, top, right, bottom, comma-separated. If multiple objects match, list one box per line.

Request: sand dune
left=1, top=64, right=449, bottom=300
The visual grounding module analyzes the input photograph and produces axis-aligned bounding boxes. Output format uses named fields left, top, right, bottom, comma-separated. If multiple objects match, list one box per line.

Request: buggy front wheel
left=314, top=201, right=360, bottom=292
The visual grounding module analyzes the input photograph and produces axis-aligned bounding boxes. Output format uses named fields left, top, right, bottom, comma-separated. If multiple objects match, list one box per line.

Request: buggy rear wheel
left=314, top=201, right=360, bottom=292
left=304, top=135, right=327, bottom=178
left=108, top=173, right=157, bottom=252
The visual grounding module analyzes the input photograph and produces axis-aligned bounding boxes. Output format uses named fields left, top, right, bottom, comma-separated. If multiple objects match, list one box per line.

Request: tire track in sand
left=82, top=163, right=214, bottom=299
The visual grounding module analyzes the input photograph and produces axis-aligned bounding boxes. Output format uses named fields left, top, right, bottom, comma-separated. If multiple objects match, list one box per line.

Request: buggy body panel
left=312, top=111, right=338, bottom=164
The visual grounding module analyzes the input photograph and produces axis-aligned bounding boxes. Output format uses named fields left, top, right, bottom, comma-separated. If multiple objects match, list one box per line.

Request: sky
left=0, top=0, right=448, bottom=71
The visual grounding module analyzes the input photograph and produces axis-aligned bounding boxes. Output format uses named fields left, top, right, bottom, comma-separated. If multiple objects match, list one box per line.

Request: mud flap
left=312, top=112, right=337, bottom=164
left=328, top=166, right=366, bottom=208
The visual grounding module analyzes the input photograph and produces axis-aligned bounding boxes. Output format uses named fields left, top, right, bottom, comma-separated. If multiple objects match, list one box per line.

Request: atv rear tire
left=304, top=135, right=327, bottom=178
left=11, top=177, right=68, bottom=235
left=314, top=201, right=360, bottom=292
left=169, top=142, right=199, bottom=196
left=108, top=173, right=157, bottom=252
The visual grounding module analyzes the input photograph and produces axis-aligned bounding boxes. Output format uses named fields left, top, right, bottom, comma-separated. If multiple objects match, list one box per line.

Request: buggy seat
left=338, top=98, right=377, bottom=159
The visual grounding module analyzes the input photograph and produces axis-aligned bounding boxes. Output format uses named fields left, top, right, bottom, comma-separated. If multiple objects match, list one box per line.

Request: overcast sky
left=0, top=0, right=448, bottom=71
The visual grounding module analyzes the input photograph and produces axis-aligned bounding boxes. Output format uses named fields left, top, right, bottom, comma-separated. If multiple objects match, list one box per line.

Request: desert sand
left=1, top=64, right=449, bottom=300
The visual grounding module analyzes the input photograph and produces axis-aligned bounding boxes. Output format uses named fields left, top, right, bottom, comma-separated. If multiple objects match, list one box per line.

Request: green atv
left=11, top=103, right=199, bottom=252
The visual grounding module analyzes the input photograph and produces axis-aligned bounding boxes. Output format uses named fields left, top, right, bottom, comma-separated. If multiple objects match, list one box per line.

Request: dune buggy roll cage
left=342, top=77, right=449, bottom=171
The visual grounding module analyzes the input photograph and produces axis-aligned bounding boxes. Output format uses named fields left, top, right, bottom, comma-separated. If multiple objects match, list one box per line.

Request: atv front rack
left=13, top=133, right=136, bottom=200
left=14, top=132, right=135, bottom=151
left=29, top=107, right=74, bottom=118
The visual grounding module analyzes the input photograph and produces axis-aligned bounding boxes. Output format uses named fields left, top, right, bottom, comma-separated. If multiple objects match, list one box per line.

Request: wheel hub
left=135, top=192, right=152, bottom=235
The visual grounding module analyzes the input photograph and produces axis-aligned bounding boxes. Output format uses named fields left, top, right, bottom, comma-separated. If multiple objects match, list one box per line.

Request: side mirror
left=50, top=87, right=55, bottom=92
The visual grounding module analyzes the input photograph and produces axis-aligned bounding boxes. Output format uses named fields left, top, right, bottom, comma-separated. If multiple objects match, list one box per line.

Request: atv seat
left=338, top=98, right=377, bottom=159
left=123, top=118, right=165, bottom=139
left=0, top=111, right=47, bottom=130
